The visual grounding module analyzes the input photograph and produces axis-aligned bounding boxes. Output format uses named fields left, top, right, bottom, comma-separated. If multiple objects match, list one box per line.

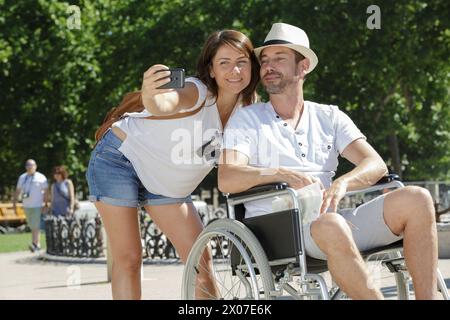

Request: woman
left=86, top=29, right=259, bottom=299
left=50, top=165, right=75, bottom=217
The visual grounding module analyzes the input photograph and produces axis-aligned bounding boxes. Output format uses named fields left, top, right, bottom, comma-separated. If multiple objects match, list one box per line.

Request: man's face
left=259, top=46, right=302, bottom=94
left=25, top=161, right=37, bottom=174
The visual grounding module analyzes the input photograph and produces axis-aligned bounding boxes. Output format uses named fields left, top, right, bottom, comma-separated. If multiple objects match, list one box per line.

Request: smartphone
left=156, top=68, right=185, bottom=89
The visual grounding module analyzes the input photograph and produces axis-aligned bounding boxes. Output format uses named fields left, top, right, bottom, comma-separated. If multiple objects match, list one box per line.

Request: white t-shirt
left=16, top=172, right=48, bottom=208
left=113, top=77, right=239, bottom=198
left=222, top=100, right=366, bottom=216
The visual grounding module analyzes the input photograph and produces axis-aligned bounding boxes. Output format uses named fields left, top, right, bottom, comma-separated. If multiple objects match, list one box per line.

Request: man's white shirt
left=222, top=100, right=366, bottom=216
left=16, top=172, right=48, bottom=208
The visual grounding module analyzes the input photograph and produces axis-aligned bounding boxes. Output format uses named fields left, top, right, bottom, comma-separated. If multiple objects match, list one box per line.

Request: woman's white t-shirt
left=112, top=77, right=233, bottom=198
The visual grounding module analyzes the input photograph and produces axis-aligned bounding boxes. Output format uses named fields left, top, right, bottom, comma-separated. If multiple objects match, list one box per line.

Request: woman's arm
left=141, top=64, right=200, bottom=116
left=44, top=185, right=52, bottom=214
left=68, top=180, right=75, bottom=214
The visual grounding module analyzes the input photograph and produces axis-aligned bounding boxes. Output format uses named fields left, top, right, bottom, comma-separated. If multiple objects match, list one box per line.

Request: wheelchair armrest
left=226, top=183, right=288, bottom=199
left=226, top=174, right=401, bottom=200
left=345, top=173, right=404, bottom=197
left=375, top=173, right=400, bottom=185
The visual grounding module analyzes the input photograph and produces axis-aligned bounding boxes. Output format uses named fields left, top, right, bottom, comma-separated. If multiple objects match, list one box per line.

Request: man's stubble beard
left=263, top=73, right=284, bottom=94
left=263, top=72, right=298, bottom=95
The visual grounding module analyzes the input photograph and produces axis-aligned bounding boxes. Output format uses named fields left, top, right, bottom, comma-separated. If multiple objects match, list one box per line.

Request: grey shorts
left=24, top=207, right=42, bottom=231
left=303, top=194, right=403, bottom=260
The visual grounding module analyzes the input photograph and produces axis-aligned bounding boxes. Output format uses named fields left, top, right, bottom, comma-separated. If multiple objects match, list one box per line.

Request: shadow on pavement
left=36, top=281, right=110, bottom=290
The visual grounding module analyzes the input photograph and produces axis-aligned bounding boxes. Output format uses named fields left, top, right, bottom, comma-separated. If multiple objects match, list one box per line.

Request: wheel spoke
left=182, top=219, right=275, bottom=300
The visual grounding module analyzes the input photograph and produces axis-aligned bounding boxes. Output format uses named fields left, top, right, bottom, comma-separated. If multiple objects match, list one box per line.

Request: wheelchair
left=181, top=174, right=450, bottom=300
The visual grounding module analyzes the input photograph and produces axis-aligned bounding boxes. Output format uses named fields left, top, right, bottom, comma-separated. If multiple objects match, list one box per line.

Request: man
left=13, top=159, right=49, bottom=252
left=219, top=23, right=438, bottom=299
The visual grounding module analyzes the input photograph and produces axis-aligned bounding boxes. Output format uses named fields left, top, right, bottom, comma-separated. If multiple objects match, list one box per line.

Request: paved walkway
left=1, top=251, right=449, bottom=300
left=0, top=251, right=184, bottom=299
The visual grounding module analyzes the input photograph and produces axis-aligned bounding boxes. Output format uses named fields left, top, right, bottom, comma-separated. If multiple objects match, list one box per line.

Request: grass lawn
left=0, top=231, right=46, bottom=253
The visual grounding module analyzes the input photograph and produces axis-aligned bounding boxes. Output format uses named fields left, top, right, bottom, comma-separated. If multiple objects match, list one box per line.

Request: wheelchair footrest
left=382, top=257, right=407, bottom=273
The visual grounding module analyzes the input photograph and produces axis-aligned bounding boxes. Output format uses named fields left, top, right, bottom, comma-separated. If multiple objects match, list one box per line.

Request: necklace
left=293, top=111, right=302, bottom=130
left=276, top=104, right=303, bottom=130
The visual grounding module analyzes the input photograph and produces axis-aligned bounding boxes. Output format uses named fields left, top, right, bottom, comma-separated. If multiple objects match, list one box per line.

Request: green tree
left=1, top=0, right=103, bottom=198
left=1, top=0, right=449, bottom=201
left=238, top=0, right=450, bottom=180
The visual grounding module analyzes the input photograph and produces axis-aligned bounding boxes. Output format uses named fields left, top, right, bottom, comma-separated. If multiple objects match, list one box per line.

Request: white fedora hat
left=254, top=23, right=318, bottom=73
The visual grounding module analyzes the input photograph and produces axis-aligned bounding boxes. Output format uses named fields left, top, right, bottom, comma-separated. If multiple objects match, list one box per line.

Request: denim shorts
left=86, top=129, right=192, bottom=207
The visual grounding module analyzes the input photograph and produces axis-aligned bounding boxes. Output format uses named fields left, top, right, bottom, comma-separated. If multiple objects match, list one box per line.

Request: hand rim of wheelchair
left=182, top=218, right=275, bottom=300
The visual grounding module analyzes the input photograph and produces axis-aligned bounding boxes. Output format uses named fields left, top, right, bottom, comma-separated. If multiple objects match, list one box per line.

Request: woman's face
left=210, top=44, right=252, bottom=96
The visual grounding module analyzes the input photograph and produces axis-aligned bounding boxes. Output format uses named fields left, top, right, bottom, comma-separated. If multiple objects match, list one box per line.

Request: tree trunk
left=387, top=134, right=402, bottom=179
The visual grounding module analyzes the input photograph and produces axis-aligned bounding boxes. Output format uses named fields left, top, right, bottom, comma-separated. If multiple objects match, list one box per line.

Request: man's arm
left=320, top=138, right=388, bottom=213
left=337, top=138, right=388, bottom=190
left=13, top=187, right=21, bottom=214
left=218, top=149, right=317, bottom=194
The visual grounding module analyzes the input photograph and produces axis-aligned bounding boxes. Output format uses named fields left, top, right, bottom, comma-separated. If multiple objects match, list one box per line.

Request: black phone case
left=157, top=68, right=185, bottom=89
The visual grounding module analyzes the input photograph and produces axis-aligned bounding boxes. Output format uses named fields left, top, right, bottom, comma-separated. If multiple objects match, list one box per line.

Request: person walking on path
left=13, top=159, right=49, bottom=252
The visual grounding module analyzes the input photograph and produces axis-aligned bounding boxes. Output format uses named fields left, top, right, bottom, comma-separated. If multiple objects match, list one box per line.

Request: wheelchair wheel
left=330, top=249, right=413, bottom=300
left=370, top=254, right=449, bottom=300
left=182, top=219, right=275, bottom=300
left=366, top=250, right=412, bottom=300
left=331, top=248, right=449, bottom=300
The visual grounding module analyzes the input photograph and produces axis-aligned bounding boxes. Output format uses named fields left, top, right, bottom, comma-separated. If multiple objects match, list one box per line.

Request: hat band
left=262, top=39, right=293, bottom=46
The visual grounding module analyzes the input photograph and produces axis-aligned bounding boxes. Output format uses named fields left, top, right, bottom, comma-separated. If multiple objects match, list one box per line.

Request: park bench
left=0, top=203, right=27, bottom=227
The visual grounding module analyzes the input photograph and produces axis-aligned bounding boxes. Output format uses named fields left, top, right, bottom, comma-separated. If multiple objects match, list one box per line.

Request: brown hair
left=94, top=92, right=144, bottom=142
left=53, top=165, right=69, bottom=180
left=95, top=30, right=259, bottom=143
left=294, top=51, right=305, bottom=64
left=196, top=30, right=260, bottom=106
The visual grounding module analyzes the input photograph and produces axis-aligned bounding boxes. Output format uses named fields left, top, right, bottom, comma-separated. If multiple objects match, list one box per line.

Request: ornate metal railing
left=139, top=205, right=227, bottom=260
left=44, top=204, right=228, bottom=259
left=44, top=215, right=104, bottom=258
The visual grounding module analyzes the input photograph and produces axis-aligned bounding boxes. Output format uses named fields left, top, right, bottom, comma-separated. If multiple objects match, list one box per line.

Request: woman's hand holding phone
left=141, top=64, right=185, bottom=115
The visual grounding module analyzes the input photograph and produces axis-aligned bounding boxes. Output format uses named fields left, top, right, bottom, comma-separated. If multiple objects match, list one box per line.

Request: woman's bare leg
left=95, top=202, right=142, bottom=300
left=144, top=203, right=219, bottom=299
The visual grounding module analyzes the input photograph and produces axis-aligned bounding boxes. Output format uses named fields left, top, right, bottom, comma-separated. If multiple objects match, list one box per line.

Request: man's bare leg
left=32, top=228, right=40, bottom=247
left=383, top=186, right=438, bottom=299
left=311, top=213, right=383, bottom=299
